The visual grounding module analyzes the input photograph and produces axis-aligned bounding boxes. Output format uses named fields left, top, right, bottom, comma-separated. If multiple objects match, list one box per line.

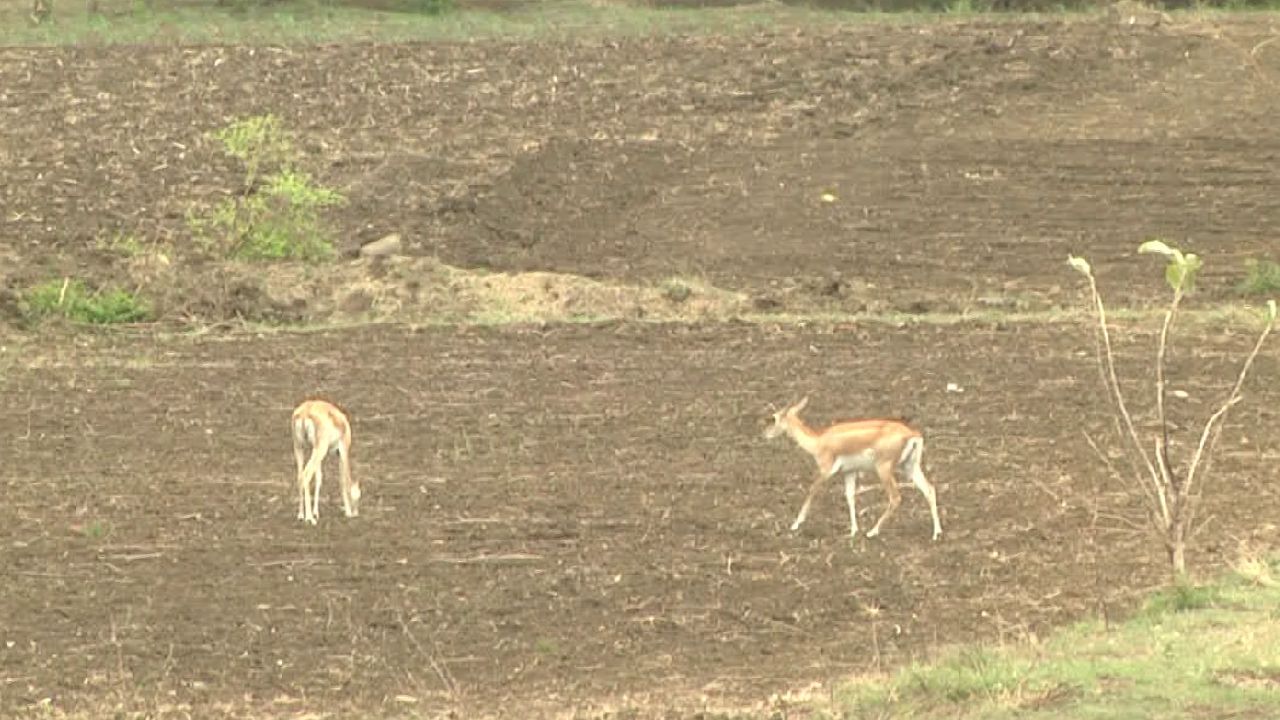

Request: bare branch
left=398, top=611, right=460, bottom=699
left=1081, top=432, right=1126, bottom=486
left=1152, top=436, right=1173, bottom=527
left=1083, top=275, right=1164, bottom=513
left=1083, top=431, right=1162, bottom=529
left=1085, top=435, right=1168, bottom=541
left=1096, top=512, right=1154, bottom=535
left=1182, top=314, right=1275, bottom=503
left=1153, top=288, right=1183, bottom=493
left=1106, top=413, right=1148, bottom=511
left=1189, top=512, right=1216, bottom=542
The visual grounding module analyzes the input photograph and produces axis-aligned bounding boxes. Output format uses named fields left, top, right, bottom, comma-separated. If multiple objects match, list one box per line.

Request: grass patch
left=837, top=556, right=1280, bottom=720
left=1238, top=259, right=1280, bottom=296
left=20, top=279, right=153, bottom=326
left=659, top=276, right=697, bottom=304
left=95, top=231, right=147, bottom=258
left=0, top=0, right=1084, bottom=46
left=81, top=520, right=111, bottom=540
left=894, top=646, right=1034, bottom=704
left=7, top=0, right=1279, bottom=46
left=1139, top=581, right=1222, bottom=616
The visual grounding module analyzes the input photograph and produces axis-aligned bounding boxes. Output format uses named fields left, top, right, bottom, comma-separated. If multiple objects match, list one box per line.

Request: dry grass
left=251, top=256, right=750, bottom=325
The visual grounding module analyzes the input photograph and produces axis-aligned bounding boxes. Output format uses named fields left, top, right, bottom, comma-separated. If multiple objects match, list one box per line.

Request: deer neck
left=785, top=417, right=822, bottom=455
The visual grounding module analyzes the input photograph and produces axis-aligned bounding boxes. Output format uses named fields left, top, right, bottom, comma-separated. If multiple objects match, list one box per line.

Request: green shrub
left=660, top=277, right=694, bottom=303
left=190, top=115, right=344, bottom=263
left=22, top=279, right=152, bottom=325
left=1239, top=259, right=1280, bottom=296
left=211, top=114, right=294, bottom=192
left=1142, top=583, right=1221, bottom=616
left=192, top=169, right=342, bottom=261
left=96, top=232, right=146, bottom=258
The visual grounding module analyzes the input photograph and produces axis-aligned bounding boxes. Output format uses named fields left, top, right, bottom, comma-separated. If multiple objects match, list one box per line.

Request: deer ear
left=794, top=396, right=809, bottom=413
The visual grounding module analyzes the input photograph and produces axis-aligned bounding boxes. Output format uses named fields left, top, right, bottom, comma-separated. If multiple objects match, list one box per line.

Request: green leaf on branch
left=1139, top=239, right=1201, bottom=294
left=1170, top=253, right=1201, bottom=294
left=1138, top=239, right=1179, bottom=260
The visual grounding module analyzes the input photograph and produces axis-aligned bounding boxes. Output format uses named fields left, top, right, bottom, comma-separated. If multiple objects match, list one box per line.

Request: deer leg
left=791, top=460, right=835, bottom=532
left=338, top=442, right=356, bottom=518
left=865, top=459, right=901, bottom=538
left=910, top=464, right=942, bottom=541
left=311, top=457, right=324, bottom=525
left=298, top=443, right=326, bottom=525
left=843, top=472, right=860, bottom=537
left=294, top=440, right=308, bottom=522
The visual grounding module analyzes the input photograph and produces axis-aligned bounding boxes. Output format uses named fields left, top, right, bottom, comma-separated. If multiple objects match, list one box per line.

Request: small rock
left=818, top=274, right=844, bottom=297
left=977, top=295, right=1021, bottom=310
left=359, top=233, right=403, bottom=258
left=752, top=294, right=783, bottom=311
left=339, top=290, right=374, bottom=314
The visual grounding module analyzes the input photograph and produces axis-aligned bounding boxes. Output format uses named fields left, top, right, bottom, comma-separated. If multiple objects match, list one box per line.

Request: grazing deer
left=765, top=397, right=941, bottom=540
left=291, top=399, right=360, bottom=525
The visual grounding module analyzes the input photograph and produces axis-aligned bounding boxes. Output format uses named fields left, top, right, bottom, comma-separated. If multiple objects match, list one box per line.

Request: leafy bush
left=1142, top=583, right=1221, bottom=617
left=660, top=277, right=694, bottom=303
left=211, top=114, right=294, bottom=192
left=192, top=169, right=342, bottom=261
left=1239, top=259, right=1280, bottom=296
left=189, top=114, right=344, bottom=263
left=22, top=279, right=152, bottom=325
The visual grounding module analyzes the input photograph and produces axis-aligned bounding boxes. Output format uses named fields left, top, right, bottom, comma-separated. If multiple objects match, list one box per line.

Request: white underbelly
left=831, top=449, right=877, bottom=474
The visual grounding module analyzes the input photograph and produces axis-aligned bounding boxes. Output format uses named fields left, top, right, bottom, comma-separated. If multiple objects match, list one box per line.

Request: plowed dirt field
left=2, top=11, right=1279, bottom=719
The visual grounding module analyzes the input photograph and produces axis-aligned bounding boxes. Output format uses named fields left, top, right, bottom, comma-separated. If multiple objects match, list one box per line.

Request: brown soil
left=2, top=321, right=1278, bottom=718
left=2, top=11, right=1280, bottom=719
left=3, top=15, right=1280, bottom=323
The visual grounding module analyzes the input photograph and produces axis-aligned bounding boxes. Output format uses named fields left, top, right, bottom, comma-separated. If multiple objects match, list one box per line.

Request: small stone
left=339, top=290, right=374, bottom=314
left=359, top=233, right=403, bottom=258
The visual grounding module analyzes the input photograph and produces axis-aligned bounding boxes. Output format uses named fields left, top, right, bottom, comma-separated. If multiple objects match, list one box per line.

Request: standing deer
left=765, top=397, right=941, bottom=540
left=291, top=399, right=361, bottom=525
